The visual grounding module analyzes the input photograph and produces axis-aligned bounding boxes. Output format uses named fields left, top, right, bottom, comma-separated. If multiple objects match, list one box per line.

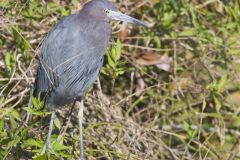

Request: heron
left=32, top=0, right=148, bottom=159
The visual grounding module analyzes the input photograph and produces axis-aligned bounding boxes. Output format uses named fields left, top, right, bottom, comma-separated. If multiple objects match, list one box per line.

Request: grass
left=1, top=0, right=240, bottom=159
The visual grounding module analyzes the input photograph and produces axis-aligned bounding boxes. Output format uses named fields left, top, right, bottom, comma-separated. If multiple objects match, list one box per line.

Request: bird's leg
left=78, top=100, right=85, bottom=160
left=41, top=111, right=55, bottom=158
left=24, top=93, right=34, bottom=124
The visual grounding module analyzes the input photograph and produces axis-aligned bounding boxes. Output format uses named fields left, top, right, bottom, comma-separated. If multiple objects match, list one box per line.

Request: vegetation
left=1, top=0, right=240, bottom=159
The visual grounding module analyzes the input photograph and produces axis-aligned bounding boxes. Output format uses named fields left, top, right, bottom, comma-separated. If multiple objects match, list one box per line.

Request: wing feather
left=33, top=14, right=107, bottom=106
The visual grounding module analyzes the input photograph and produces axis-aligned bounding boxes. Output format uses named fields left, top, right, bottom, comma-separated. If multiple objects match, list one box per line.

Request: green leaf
left=60, top=8, right=70, bottom=16
left=217, top=74, right=227, bottom=92
left=23, top=138, right=43, bottom=148
left=107, top=49, right=115, bottom=68
left=54, top=117, right=61, bottom=130
left=7, top=137, right=21, bottom=149
left=102, top=39, right=126, bottom=79
left=30, top=94, right=44, bottom=110
left=5, top=52, right=16, bottom=74
left=33, top=154, right=47, bottom=160
left=179, top=28, right=195, bottom=36
left=22, top=107, right=50, bottom=116
left=9, top=113, right=17, bottom=130
left=31, top=95, right=38, bottom=109
left=153, top=36, right=161, bottom=48
left=183, top=121, right=189, bottom=131
left=5, top=52, right=11, bottom=71
left=22, top=107, right=35, bottom=113
left=183, top=121, right=197, bottom=138
left=52, top=141, right=69, bottom=151
left=0, top=118, right=4, bottom=132
left=213, top=95, right=221, bottom=112
left=0, top=97, right=4, bottom=104
left=10, top=109, right=21, bottom=121
left=207, top=80, right=218, bottom=92
left=20, top=126, right=30, bottom=138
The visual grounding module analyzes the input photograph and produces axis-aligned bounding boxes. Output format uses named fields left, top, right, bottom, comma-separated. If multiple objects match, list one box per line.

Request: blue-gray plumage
left=33, top=0, right=148, bottom=159
left=34, top=3, right=113, bottom=109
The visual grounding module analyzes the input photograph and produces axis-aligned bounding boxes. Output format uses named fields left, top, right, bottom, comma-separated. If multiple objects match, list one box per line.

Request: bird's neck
left=77, top=14, right=112, bottom=40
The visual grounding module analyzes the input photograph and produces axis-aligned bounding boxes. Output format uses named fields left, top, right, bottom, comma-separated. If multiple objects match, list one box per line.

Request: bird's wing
left=48, top=49, right=105, bottom=107
left=34, top=15, right=107, bottom=100
left=33, top=19, right=67, bottom=98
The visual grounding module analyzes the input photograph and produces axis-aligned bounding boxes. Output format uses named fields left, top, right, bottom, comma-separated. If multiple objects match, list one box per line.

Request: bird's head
left=81, top=0, right=148, bottom=27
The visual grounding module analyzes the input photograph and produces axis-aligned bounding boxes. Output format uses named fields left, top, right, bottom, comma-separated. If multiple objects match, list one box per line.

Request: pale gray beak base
left=107, top=10, right=149, bottom=28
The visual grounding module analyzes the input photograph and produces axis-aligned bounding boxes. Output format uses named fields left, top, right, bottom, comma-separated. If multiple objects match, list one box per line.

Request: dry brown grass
left=1, top=0, right=240, bottom=160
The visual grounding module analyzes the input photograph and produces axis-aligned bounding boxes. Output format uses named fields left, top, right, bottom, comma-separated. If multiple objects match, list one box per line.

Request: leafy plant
left=207, top=75, right=228, bottom=112
left=102, top=39, right=131, bottom=91
left=102, top=39, right=127, bottom=78
left=5, top=52, right=16, bottom=75
left=183, top=121, right=197, bottom=139
left=1, top=0, right=240, bottom=159
left=23, top=94, right=49, bottom=116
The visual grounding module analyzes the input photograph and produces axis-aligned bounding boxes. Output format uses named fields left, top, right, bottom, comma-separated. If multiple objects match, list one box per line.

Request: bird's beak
left=107, top=10, right=149, bottom=28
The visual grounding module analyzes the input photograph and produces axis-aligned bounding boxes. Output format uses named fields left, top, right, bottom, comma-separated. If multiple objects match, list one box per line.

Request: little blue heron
left=33, top=0, right=148, bottom=159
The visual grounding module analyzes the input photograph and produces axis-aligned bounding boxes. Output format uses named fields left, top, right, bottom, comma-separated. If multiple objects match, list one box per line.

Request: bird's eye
left=104, top=9, right=110, bottom=14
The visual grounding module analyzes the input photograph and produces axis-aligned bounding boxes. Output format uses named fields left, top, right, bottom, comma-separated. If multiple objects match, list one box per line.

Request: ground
left=1, top=0, right=240, bottom=159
